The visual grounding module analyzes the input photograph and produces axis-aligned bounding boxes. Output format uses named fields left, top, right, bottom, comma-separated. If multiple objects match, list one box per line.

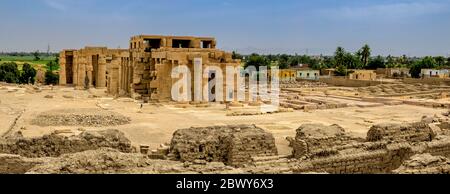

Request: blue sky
left=0, top=0, right=449, bottom=56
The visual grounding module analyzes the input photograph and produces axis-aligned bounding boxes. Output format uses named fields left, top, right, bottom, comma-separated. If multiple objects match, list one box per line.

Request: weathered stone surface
left=285, top=118, right=450, bottom=174
left=31, top=108, right=131, bottom=127
left=288, top=123, right=360, bottom=158
left=393, top=154, right=450, bottom=174
left=60, top=35, right=241, bottom=103
left=367, top=122, right=435, bottom=142
left=0, top=129, right=133, bottom=158
left=0, top=154, right=46, bottom=174
left=27, top=148, right=149, bottom=174
left=169, top=125, right=277, bottom=166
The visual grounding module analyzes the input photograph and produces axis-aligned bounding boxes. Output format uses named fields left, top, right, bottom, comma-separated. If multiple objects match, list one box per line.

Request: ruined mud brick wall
left=0, top=151, right=63, bottom=174
left=169, top=126, right=233, bottom=162
left=0, top=154, right=45, bottom=174
left=227, top=128, right=278, bottom=166
left=403, top=78, right=450, bottom=86
left=289, top=120, right=450, bottom=173
left=288, top=124, right=360, bottom=158
left=319, top=77, right=383, bottom=87
left=393, top=154, right=450, bottom=174
left=367, top=122, right=435, bottom=142
left=0, top=129, right=133, bottom=158
left=303, top=138, right=450, bottom=174
left=295, top=143, right=414, bottom=174
left=424, top=137, right=450, bottom=158
left=279, top=92, right=348, bottom=111
left=169, top=125, right=277, bottom=166
left=279, top=80, right=327, bottom=89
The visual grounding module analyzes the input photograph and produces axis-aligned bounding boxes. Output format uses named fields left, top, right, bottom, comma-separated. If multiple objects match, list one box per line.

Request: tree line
left=0, top=60, right=59, bottom=85
left=233, top=44, right=450, bottom=78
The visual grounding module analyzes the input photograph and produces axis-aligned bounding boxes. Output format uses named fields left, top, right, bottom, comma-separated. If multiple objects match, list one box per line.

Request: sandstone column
left=119, top=63, right=123, bottom=93
left=97, top=56, right=107, bottom=88
left=87, top=65, right=93, bottom=88
left=72, top=57, right=80, bottom=86
left=77, top=63, right=86, bottom=89
left=59, top=52, right=67, bottom=85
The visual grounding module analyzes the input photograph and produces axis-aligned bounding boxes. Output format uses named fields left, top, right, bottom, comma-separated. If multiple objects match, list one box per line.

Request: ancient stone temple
left=59, top=47, right=128, bottom=90
left=59, top=35, right=242, bottom=102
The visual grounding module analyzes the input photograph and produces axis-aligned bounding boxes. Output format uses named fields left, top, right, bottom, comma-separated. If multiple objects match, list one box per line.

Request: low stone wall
left=319, top=77, right=383, bottom=87
left=288, top=124, right=360, bottom=158
left=426, top=137, right=450, bottom=158
left=403, top=78, right=450, bottom=86
left=169, top=125, right=277, bottom=167
left=393, top=154, right=450, bottom=174
left=367, top=122, right=435, bottom=142
left=289, top=120, right=450, bottom=174
left=295, top=143, right=413, bottom=174
left=0, top=129, right=133, bottom=158
left=31, top=108, right=131, bottom=127
left=0, top=154, right=45, bottom=174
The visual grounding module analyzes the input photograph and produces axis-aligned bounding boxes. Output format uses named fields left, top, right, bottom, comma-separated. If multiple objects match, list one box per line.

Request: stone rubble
left=31, top=108, right=131, bottom=127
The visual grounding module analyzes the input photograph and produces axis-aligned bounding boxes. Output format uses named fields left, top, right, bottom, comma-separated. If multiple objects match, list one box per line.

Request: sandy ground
left=0, top=85, right=446, bottom=155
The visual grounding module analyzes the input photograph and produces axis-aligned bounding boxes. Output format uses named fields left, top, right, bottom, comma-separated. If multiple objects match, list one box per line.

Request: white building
left=421, top=69, right=449, bottom=78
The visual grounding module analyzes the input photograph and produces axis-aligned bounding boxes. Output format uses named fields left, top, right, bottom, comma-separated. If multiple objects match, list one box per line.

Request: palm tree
left=334, top=47, right=346, bottom=67
left=359, top=44, right=371, bottom=67
left=434, top=56, right=445, bottom=67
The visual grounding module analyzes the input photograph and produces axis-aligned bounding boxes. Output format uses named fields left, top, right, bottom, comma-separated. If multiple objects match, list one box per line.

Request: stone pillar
left=161, top=38, right=167, bottom=48
left=211, top=40, right=217, bottom=49
left=72, top=63, right=78, bottom=87
left=128, top=64, right=133, bottom=93
left=59, top=52, right=66, bottom=85
left=166, top=39, right=173, bottom=48
left=123, top=64, right=126, bottom=93
left=191, top=39, right=200, bottom=48
left=77, top=56, right=86, bottom=87
left=87, top=70, right=93, bottom=87
left=78, top=63, right=86, bottom=89
left=97, top=56, right=107, bottom=88
left=119, top=64, right=123, bottom=92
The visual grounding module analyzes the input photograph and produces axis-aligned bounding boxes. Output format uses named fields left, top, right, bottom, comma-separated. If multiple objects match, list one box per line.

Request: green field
left=0, top=55, right=56, bottom=65
left=0, top=55, right=57, bottom=70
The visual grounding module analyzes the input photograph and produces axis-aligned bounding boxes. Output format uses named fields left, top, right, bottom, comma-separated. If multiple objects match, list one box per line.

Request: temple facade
left=59, top=35, right=242, bottom=102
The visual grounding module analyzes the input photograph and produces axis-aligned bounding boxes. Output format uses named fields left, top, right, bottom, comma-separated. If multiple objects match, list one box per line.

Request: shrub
left=45, top=71, right=59, bottom=85
left=0, top=62, right=20, bottom=83
left=20, top=63, right=37, bottom=84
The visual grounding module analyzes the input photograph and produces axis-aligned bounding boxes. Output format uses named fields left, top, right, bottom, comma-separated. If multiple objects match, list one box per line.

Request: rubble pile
left=280, top=80, right=327, bottom=89
left=0, top=154, right=46, bottom=174
left=31, top=108, right=131, bottom=127
left=19, top=148, right=239, bottom=174
left=27, top=148, right=150, bottom=174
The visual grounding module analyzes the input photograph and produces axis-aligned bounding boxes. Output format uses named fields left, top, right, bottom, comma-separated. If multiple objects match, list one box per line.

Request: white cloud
left=43, top=0, right=67, bottom=11
left=319, top=2, right=448, bottom=21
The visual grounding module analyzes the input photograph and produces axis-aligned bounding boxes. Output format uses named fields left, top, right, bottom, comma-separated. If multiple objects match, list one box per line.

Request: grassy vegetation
left=0, top=55, right=57, bottom=70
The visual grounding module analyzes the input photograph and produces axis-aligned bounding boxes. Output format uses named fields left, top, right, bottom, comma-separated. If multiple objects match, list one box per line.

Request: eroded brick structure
left=60, top=35, right=241, bottom=102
